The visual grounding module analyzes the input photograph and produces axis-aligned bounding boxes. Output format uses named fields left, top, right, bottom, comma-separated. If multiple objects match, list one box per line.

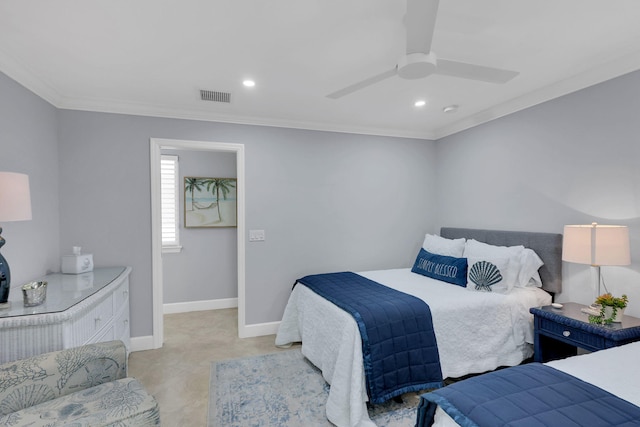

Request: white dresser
left=0, top=266, right=131, bottom=364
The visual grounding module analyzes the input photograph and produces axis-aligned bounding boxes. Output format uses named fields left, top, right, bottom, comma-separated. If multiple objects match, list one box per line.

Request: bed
left=419, top=341, right=640, bottom=427
left=275, top=227, right=563, bottom=427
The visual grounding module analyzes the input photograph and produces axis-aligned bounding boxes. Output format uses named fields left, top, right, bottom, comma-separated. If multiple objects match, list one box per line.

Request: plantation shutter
left=160, top=155, right=180, bottom=249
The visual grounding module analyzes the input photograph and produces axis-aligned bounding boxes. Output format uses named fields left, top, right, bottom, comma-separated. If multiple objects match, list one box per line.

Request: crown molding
left=3, top=48, right=640, bottom=142
left=0, top=48, right=62, bottom=106
left=433, top=50, right=640, bottom=139
left=56, top=96, right=437, bottom=140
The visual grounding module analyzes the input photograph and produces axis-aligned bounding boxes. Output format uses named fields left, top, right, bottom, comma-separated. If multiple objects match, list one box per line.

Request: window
left=160, top=155, right=181, bottom=252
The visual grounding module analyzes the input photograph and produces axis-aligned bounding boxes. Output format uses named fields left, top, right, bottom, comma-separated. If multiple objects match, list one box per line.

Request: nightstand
left=530, top=302, right=640, bottom=362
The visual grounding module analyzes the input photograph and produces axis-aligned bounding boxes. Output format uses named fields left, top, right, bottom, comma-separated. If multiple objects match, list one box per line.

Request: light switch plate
left=249, top=229, right=265, bottom=242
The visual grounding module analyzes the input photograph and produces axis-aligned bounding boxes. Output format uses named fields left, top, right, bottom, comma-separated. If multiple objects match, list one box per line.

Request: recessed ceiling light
left=443, top=105, right=459, bottom=113
left=243, top=79, right=256, bottom=88
left=414, top=100, right=426, bottom=107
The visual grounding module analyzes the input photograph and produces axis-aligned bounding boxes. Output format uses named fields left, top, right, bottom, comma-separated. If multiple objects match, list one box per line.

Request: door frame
left=149, top=138, right=246, bottom=348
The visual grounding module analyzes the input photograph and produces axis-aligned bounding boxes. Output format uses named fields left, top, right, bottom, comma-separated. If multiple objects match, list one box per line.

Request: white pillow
left=517, top=248, right=544, bottom=288
left=422, top=234, right=465, bottom=257
left=463, top=239, right=523, bottom=288
left=466, top=257, right=512, bottom=294
left=526, top=272, right=543, bottom=287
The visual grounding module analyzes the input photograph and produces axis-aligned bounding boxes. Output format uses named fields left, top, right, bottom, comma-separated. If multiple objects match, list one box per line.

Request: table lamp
left=0, top=172, right=33, bottom=308
left=562, top=223, right=630, bottom=301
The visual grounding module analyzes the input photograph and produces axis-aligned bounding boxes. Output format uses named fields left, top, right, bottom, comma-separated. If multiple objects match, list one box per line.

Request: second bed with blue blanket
left=419, top=341, right=640, bottom=427
left=418, top=363, right=640, bottom=427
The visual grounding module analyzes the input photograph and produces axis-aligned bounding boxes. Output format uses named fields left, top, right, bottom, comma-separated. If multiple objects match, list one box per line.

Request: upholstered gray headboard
left=440, top=227, right=563, bottom=294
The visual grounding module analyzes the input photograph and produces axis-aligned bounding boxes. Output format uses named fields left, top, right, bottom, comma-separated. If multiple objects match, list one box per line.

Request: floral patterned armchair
left=0, top=340, right=159, bottom=426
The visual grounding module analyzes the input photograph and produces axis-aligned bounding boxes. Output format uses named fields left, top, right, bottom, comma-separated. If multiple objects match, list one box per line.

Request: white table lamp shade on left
left=0, top=172, right=32, bottom=222
left=0, top=172, right=33, bottom=306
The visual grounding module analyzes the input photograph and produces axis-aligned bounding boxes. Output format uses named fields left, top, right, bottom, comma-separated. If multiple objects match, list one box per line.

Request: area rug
left=208, top=349, right=424, bottom=427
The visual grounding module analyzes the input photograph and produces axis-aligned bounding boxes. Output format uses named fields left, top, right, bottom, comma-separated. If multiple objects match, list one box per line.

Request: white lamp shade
left=0, top=172, right=32, bottom=222
left=563, top=224, right=630, bottom=266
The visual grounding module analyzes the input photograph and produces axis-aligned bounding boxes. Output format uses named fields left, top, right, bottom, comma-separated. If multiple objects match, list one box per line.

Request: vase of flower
left=595, top=293, right=628, bottom=323
left=603, top=305, right=625, bottom=322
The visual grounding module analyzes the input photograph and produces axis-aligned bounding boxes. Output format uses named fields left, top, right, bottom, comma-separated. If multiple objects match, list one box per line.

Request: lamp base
left=591, top=265, right=601, bottom=303
left=0, top=230, right=11, bottom=305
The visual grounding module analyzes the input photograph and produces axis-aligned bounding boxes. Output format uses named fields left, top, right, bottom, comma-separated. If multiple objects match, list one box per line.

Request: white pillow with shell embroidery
left=463, top=239, right=523, bottom=288
left=466, top=257, right=512, bottom=294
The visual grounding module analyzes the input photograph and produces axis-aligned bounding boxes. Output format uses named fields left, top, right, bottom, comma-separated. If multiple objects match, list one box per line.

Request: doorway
left=150, top=138, right=246, bottom=348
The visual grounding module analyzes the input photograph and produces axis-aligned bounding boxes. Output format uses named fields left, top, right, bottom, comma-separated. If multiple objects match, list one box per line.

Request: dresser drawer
left=94, top=323, right=115, bottom=343
left=539, top=318, right=605, bottom=349
left=114, top=305, right=130, bottom=347
left=113, top=278, right=130, bottom=308
left=93, top=294, right=115, bottom=332
left=74, top=294, right=115, bottom=343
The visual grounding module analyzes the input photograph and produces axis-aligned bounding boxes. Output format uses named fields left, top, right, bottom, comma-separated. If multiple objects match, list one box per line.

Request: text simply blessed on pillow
left=415, top=257, right=459, bottom=279
left=411, top=249, right=467, bottom=287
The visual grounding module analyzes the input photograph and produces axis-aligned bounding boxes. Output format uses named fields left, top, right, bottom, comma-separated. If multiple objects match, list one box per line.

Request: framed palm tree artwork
left=184, top=177, right=237, bottom=228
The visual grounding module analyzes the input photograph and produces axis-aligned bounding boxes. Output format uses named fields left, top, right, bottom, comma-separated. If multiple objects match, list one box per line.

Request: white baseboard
left=130, top=321, right=281, bottom=352
left=130, top=301, right=280, bottom=352
left=163, top=298, right=238, bottom=314
left=130, top=335, right=155, bottom=352
left=239, top=320, right=280, bottom=338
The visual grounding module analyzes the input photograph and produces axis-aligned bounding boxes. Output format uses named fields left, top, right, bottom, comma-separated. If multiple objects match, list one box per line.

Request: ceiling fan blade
left=436, top=59, right=519, bottom=84
left=406, top=0, right=439, bottom=54
left=326, top=68, right=397, bottom=99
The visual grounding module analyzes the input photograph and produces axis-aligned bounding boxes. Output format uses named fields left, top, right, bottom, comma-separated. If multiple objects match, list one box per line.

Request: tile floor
left=128, top=308, right=291, bottom=426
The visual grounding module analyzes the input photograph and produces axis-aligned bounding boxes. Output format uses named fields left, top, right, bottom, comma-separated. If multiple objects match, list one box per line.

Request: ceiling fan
left=327, top=0, right=519, bottom=99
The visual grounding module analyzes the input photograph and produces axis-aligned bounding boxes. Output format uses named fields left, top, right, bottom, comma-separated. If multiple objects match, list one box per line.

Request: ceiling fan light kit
left=397, top=53, right=437, bottom=79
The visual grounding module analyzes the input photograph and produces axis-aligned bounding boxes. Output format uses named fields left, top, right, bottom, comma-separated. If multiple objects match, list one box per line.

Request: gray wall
left=0, top=72, right=60, bottom=288
left=162, top=150, right=238, bottom=303
left=243, top=130, right=438, bottom=323
left=8, top=64, right=640, bottom=337
left=56, top=111, right=437, bottom=336
left=435, top=70, right=640, bottom=316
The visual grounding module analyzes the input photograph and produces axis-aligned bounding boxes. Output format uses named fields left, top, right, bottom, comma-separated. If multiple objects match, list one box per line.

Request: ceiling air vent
left=200, top=90, right=231, bottom=103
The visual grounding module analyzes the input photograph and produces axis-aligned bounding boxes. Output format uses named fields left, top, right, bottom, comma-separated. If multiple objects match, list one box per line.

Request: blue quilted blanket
left=416, top=363, right=640, bottom=427
left=296, top=272, right=443, bottom=404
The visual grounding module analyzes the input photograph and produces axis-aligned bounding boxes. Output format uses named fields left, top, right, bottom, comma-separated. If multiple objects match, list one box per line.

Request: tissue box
left=61, top=254, right=94, bottom=274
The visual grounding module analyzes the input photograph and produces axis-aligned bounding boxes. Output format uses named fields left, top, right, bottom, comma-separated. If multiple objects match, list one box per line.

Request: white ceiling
left=2, top=0, right=640, bottom=140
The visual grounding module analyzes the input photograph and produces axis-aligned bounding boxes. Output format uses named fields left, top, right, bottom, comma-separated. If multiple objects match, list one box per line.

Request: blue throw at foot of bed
left=297, top=272, right=443, bottom=404
left=416, top=363, right=640, bottom=427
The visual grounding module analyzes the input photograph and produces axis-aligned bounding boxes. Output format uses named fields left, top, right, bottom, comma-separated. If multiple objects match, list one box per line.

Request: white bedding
left=433, top=341, right=640, bottom=426
left=275, top=268, right=551, bottom=427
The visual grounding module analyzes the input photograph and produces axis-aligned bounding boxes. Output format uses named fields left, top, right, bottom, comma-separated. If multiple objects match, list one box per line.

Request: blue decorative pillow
left=411, top=248, right=468, bottom=287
